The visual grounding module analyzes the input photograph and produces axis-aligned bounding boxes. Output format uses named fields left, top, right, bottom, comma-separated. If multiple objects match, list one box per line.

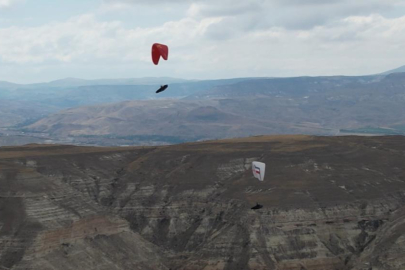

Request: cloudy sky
left=0, top=0, right=404, bottom=83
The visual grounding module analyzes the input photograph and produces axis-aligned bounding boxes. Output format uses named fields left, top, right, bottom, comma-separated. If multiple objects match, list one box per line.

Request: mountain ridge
left=381, top=65, right=405, bottom=75
left=21, top=73, right=405, bottom=145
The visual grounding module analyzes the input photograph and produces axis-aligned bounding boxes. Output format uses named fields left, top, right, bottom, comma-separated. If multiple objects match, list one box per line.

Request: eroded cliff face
left=1, top=136, right=405, bottom=269
left=0, top=145, right=168, bottom=270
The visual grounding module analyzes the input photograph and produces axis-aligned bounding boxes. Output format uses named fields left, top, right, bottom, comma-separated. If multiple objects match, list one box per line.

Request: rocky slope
left=1, top=136, right=405, bottom=269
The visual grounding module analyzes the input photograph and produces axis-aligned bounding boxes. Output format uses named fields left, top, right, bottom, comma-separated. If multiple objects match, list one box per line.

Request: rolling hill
left=21, top=73, right=405, bottom=145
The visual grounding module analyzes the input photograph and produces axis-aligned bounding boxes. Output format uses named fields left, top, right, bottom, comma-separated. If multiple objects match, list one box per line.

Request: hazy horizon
left=1, top=68, right=403, bottom=85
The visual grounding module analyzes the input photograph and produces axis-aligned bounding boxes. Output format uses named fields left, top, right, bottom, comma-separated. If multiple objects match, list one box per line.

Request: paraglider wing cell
left=151, top=43, right=169, bottom=65
left=252, top=161, right=266, bottom=181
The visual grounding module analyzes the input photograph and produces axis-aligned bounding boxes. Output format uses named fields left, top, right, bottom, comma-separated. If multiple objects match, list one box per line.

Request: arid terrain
left=1, top=73, right=405, bottom=146
left=1, top=135, right=405, bottom=269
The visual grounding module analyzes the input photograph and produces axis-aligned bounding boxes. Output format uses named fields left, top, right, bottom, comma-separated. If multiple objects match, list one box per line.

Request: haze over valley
left=1, top=68, right=405, bottom=146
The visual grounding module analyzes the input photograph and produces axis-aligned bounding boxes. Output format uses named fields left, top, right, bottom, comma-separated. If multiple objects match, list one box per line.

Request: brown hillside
left=1, top=136, right=405, bottom=269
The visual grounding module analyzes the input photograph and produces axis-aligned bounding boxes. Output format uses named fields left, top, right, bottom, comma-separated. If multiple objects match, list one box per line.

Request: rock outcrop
left=1, top=136, right=405, bottom=269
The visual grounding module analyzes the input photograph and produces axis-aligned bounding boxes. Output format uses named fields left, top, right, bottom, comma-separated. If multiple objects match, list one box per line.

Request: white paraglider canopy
left=252, top=161, right=265, bottom=181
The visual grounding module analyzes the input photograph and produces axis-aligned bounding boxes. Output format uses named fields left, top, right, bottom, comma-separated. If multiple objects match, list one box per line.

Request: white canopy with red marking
left=252, top=161, right=265, bottom=181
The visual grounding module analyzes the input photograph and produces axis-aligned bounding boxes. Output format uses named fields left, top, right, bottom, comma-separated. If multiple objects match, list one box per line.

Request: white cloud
left=0, top=0, right=22, bottom=8
left=0, top=1, right=405, bottom=82
left=104, top=0, right=194, bottom=4
left=185, top=0, right=405, bottom=31
left=106, top=0, right=405, bottom=28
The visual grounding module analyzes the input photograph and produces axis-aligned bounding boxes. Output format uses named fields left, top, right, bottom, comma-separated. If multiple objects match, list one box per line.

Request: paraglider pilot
left=156, top=84, right=168, bottom=93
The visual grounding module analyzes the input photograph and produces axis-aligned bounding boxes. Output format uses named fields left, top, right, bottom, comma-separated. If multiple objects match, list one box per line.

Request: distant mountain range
left=0, top=77, right=192, bottom=89
left=20, top=72, right=405, bottom=145
left=0, top=77, right=262, bottom=108
left=0, top=77, right=265, bottom=90
left=381, top=65, right=405, bottom=75
left=0, top=63, right=401, bottom=88
left=0, top=68, right=404, bottom=146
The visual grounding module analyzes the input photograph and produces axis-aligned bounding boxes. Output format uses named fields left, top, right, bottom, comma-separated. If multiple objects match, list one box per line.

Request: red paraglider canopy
left=151, top=43, right=169, bottom=65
